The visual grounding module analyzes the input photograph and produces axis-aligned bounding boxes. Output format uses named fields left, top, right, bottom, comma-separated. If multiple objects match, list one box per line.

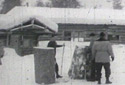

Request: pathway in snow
left=0, top=42, right=125, bottom=85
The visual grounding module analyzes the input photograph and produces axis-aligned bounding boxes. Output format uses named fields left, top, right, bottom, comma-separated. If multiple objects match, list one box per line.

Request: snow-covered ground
left=0, top=41, right=125, bottom=85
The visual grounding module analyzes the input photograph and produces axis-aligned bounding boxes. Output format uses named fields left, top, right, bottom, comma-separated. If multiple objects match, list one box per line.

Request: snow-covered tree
left=78, top=0, right=113, bottom=9
left=20, top=0, right=38, bottom=6
left=1, top=0, right=20, bottom=14
left=0, top=0, right=4, bottom=12
left=113, top=0, right=123, bottom=9
left=37, top=0, right=52, bottom=7
left=37, top=0, right=44, bottom=7
left=50, top=0, right=81, bottom=8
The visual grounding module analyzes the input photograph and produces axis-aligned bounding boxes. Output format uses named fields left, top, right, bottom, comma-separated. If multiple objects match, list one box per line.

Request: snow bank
left=0, top=48, right=36, bottom=85
left=0, top=42, right=125, bottom=85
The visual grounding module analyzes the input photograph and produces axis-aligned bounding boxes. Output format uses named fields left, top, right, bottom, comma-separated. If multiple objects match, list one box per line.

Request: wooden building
left=0, top=10, right=58, bottom=56
left=58, top=24, right=123, bottom=43
left=6, top=6, right=125, bottom=43
left=0, top=6, right=125, bottom=55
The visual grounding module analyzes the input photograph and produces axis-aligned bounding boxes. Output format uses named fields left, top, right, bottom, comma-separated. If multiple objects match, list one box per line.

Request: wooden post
left=6, top=32, right=10, bottom=46
left=33, top=47, right=55, bottom=84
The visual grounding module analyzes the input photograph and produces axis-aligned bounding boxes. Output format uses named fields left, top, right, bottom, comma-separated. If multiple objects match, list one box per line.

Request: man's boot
left=56, top=74, right=62, bottom=78
left=56, top=72, right=62, bottom=78
left=106, top=77, right=112, bottom=84
left=55, top=65, right=62, bottom=78
left=98, top=79, right=101, bottom=84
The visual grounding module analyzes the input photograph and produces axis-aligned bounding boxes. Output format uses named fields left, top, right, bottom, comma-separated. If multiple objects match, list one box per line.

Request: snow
left=1, top=6, right=125, bottom=31
left=0, top=7, right=58, bottom=33
left=6, top=6, right=125, bottom=25
left=0, top=41, right=125, bottom=85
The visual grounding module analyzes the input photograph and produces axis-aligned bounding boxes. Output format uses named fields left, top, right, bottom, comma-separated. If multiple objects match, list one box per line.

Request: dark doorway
left=64, top=31, right=71, bottom=41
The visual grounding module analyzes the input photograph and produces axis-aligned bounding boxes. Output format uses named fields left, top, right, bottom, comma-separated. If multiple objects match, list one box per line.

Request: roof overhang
left=0, top=8, right=58, bottom=33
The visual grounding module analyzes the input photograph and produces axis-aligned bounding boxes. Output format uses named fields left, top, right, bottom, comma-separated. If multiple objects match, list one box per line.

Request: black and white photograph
left=0, top=0, right=125, bottom=85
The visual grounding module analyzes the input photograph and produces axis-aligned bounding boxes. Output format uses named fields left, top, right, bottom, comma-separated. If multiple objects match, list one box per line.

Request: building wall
left=8, top=34, right=38, bottom=56
left=57, top=24, right=125, bottom=43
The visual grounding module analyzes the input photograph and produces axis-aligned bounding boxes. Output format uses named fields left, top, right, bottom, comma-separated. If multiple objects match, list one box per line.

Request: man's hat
left=89, top=33, right=95, bottom=36
left=100, top=32, right=105, bottom=37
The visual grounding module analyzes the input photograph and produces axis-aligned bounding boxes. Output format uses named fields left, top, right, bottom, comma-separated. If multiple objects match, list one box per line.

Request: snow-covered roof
left=0, top=7, right=58, bottom=32
left=7, top=6, right=125, bottom=25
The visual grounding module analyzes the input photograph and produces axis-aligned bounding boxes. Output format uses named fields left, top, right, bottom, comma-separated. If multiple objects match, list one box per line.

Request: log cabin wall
left=8, top=34, right=38, bottom=56
left=57, top=24, right=125, bottom=43
left=2, top=23, right=125, bottom=56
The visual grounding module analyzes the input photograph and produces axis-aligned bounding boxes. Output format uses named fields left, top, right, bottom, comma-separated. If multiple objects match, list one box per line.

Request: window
left=64, top=31, right=71, bottom=41
left=78, top=31, right=84, bottom=42
left=73, top=31, right=85, bottom=42
left=108, top=34, right=119, bottom=41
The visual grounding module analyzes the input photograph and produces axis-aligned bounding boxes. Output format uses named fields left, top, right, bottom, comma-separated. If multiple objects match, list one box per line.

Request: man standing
left=92, top=32, right=114, bottom=84
left=88, top=33, right=97, bottom=81
left=47, top=35, right=64, bottom=78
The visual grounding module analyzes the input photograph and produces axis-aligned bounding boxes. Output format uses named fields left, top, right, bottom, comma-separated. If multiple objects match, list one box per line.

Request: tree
left=0, top=0, right=20, bottom=14
left=50, top=0, right=81, bottom=8
left=113, top=0, right=123, bottom=9
left=37, top=0, right=44, bottom=7
left=37, top=0, right=52, bottom=7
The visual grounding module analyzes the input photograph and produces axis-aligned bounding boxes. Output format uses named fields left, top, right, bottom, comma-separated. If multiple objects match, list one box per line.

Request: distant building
left=5, top=6, right=124, bottom=43
left=0, top=6, right=125, bottom=55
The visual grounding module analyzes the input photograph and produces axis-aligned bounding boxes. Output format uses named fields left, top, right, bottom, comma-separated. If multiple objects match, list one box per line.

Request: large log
left=68, top=45, right=88, bottom=79
left=34, top=47, right=55, bottom=84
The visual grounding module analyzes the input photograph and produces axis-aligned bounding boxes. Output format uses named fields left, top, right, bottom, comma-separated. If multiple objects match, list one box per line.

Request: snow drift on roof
left=0, top=7, right=58, bottom=32
left=7, top=6, right=125, bottom=25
